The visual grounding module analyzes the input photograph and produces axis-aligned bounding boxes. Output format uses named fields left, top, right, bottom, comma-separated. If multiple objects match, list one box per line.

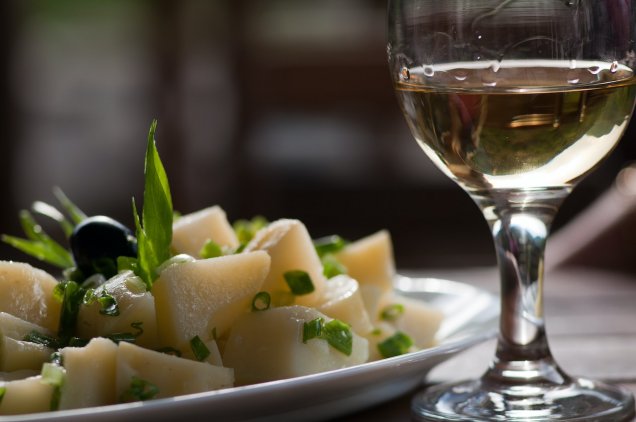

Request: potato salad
left=0, top=121, right=443, bottom=415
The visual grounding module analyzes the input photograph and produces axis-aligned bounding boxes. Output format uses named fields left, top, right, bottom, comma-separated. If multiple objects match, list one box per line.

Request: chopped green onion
left=322, top=319, right=353, bottom=356
left=377, top=332, right=413, bottom=358
left=190, top=335, right=210, bottom=361
left=41, top=364, right=65, bottom=397
left=233, top=216, right=268, bottom=245
left=251, top=291, right=271, bottom=311
left=57, top=280, right=86, bottom=343
left=210, top=327, right=218, bottom=341
left=380, top=304, right=405, bottom=322
left=302, top=317, right=323, bottom=343
left=321, top=254, right=347, bottom=278
left=284, top=270, right=315, bottom=296
left=84, top=289, right=120, bottom=316
left=371, top=328, right=383, bottom=336
left=313, top=235, right=347, bottom=257
left=22, top=331, right=61, bottom=350
left=49, top=352, right=63, bottom=366
left=0, top=386, right=6, bottom=404
left=120, top=376, right=159, bottom=402
left=97, top=293, right=119, bottom=316
left=302, top=318, right=353, bottom=356
left=199, top=239, right=223, bottom=259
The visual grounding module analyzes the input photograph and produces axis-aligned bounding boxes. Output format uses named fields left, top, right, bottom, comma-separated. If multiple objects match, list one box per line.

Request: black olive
left=70, top=215, right=137, bottom=281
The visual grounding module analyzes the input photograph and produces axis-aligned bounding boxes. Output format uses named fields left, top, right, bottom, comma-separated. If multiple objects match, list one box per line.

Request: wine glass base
left=412, top=377, right=635, bottom=421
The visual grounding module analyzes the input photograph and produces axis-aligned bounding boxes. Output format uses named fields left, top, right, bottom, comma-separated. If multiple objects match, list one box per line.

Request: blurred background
left=1, top=0, right=635, bottom=272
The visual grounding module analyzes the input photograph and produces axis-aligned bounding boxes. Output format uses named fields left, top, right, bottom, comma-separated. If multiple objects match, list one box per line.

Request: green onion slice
left=322, top=319, right=353, bottom=356
left=380, top=304, right=405, bottom=322
left=190, top=335, right=210, bottom=361
left=251, top=292, right=271, bottom=311
left=199, top=239, right=223, bottom=259
left=120, top=376, right=159, bottom=402
left=284, top=270, right=315, bottom=296
left=313, top=235, right=347, bottom=257
left=302, top=317, right=323, bottom=343
left=377, top=331, right=414, bottom=358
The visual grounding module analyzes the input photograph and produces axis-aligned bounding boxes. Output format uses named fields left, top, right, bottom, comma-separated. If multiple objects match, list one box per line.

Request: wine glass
left=388, top=0, right=636, bottom=420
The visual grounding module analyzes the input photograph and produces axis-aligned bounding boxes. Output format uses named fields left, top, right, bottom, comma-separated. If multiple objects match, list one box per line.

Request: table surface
left=333, top=266, right=636, bottom=421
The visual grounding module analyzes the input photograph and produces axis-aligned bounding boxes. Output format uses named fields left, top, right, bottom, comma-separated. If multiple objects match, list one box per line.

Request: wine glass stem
left=475, top=189, right=569, bottom=385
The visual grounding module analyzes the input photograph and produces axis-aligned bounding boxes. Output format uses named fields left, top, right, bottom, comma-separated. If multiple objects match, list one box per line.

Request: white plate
left=2, top=275, right=498, bottom=422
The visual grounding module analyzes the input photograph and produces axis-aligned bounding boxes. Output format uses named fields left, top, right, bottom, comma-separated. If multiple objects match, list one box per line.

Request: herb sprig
left=132, top=120, right=174, bottom=289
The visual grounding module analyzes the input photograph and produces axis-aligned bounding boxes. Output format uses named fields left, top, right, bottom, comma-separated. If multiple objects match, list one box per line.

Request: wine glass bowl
left=388, top=1, right=636, bottom=420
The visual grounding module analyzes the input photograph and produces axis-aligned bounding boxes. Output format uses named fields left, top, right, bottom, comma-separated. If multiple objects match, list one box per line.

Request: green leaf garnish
left=31, top=200, right=74, bottom=238
left=120, top=376, right=159, bottom=402
left=1, top=210, right=74, bottom=268
left=283, top=270, right=315, bottom=296
left=380, top=304, right=405, bottom=322
left=133, top=120, right=174, bottom=289
left=189, top=335, right=210, bottom=361
left=0, top=386, right=6, bottom=404
left=377, top=331, right=413, bottom=358
left=52, top=186, right=87, bottom=225
left=302, top=317, right=353, bottom=356
left=251, top=291, right=271, bottom=311
left=199, top=239, right=223, bottom=259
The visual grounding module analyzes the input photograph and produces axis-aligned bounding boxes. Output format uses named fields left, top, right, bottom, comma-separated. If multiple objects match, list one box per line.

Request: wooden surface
left=333, top=266, right=636, bottom=421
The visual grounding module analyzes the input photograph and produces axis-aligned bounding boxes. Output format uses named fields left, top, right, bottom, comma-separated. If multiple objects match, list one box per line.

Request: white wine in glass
left=388, top=1, right=636, bottom=420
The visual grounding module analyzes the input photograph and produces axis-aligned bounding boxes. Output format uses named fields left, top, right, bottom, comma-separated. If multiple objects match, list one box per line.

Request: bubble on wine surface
left=423, top=66, right=435, bottom=77
left=588, top=65, right=601, bottom=75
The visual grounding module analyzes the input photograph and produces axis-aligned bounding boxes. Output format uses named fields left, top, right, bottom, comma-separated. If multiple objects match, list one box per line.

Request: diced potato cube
left=0, top=312, right=54, bottom=371
left=0, top=375, right=55, bottom=415
left=377, top=294, right=443, bottom=349
left=59, top=337, right=118, bottom=409
left=172, top=206, right=239, bottom=257
left=76, top=271, right=158, bottom=348
left=317, top=275, right=374, bottom=336
left=0, top=261, right=62, bottom=332
left=153, top=251, right=270, bottom=354
left=116, top=341, right=233, bottom=401
left=244, top=219, right=326, bottom=307
left=334, top=230, right=395, bottom=293
left=0, top=337, right=53, bottom=372
left=223, top=306, right=369, bottom=385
